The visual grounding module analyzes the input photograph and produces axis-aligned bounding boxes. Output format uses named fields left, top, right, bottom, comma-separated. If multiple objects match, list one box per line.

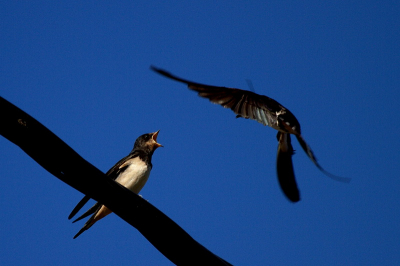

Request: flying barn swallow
left=69, top=131, right=162, bottom=238
left=151, top=66, right=350, bottom=203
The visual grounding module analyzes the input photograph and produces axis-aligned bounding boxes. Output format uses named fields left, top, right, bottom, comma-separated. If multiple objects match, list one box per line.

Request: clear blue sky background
left=1, top=1, right=399, bottom=265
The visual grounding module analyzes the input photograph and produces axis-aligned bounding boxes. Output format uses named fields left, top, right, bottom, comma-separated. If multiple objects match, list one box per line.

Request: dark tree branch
left=0, top=97, right=232, bottom=266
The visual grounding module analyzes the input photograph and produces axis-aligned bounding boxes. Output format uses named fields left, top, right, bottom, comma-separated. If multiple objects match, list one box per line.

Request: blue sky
left=1, top=1, right=399, bottom=265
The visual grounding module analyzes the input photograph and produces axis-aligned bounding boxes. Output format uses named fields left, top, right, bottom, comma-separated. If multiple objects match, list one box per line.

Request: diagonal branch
left=0, top=96, right=232, bottom=266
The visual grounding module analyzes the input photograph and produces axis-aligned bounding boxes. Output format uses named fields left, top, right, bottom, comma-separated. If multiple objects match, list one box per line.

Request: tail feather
left=72, top=202, right=101, bottom=223
left=295, top=134, right=351, bottom=183
left=276, top=132, right=300, bottom=202
left=73, top=224, right=90, bottom=239
left=68, top=195, right=91, bottom=220
left=73, top=216, right=96, bottom=239
left=73, top=205, right=101, bottom=239
left=73, top=205, right=112, bottom=239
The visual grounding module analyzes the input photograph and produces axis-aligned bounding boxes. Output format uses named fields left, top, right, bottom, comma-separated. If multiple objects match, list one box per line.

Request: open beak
left=152, top=130, right=163, bottom=148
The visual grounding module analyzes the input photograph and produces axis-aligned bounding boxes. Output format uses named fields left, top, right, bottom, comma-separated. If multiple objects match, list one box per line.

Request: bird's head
left=133, top=130, right=163, bottom=154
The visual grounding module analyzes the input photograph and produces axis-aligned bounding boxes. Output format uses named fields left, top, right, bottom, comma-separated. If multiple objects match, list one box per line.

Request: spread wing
left=152, top=66, right=350, bottom=184
left=151, top=66, right=301, bottom=134
left=68, top=151, right=140, bottom=220
left=276, top=132, right=300, bottom=202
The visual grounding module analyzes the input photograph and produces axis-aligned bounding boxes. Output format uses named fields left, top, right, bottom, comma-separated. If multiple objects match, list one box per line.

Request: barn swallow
left=151, top=66, right=350, bottom=203
left=69, top=131, right=162, bottom=238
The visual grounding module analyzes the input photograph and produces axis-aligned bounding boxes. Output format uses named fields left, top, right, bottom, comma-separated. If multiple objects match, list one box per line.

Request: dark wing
left=104, top=151, right=141, bottom=179
left=276, top=132, right=300, bottom=202
left=68, top=151, right=140, bottom=220
left=152, top=66, right=350, bottom=183
left=151, top=66, right=301, bottom=134
left=295, top=135, right=351, bottom=183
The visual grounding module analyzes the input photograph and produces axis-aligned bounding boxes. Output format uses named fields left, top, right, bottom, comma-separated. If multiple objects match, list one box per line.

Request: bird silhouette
left=151, top=66, right=350, bottom=202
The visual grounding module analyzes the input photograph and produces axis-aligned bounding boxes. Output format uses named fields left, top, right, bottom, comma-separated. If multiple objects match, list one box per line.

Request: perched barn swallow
left=69, top=131, right=162, bottom=238
left=151, top=66, right=350, bottom=203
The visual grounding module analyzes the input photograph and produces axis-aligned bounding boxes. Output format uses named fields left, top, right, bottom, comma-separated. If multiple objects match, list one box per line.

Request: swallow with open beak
left=151, top=66, right=350, bottom=203
left=69, top=130, right=162, bottom=238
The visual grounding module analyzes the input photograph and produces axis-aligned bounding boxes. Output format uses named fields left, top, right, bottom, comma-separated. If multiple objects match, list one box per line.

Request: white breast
left=115, top=157, right=151, bottom=194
